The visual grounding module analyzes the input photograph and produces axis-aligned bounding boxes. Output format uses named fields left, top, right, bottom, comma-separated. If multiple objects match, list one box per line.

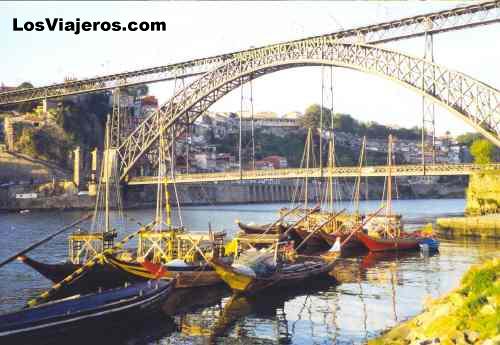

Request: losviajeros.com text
left=13, top=18, right=166, bottom=35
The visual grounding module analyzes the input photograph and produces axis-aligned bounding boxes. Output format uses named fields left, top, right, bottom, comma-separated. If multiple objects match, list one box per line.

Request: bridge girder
left=116, top=41, right=500, bottom=180
left=127, top=163, right=500, bottom=185
left=0, top=1, right=499, bottom=106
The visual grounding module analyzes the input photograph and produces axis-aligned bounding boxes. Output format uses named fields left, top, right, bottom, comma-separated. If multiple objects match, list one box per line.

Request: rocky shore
left=437, top=215, right=500, bottom=238
left=368, top=258, right=500, bottom=345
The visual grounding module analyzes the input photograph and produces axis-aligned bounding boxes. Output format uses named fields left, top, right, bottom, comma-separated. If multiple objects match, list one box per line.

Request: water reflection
left=1, top=200, right=500, bottom=344
left=170, top=276, right=338, bottom=344
left=157, top=251, right=438, bottom=345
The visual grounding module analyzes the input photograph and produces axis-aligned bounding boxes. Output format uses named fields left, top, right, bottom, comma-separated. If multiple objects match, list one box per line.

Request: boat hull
left=237, top=221, right=283, bottom=235
left=210, top=255, right=338, bottom=296
left=356, top=232, right=421, bottom=252
left=17, top=255, right=135, bottom=297
left=106, top=256, right=223, bottom=288
left=0, top=280, right=174, bottom=343
left=318, top=231, right=364, bottom=250
left=293, top=228, right=329, bottom=248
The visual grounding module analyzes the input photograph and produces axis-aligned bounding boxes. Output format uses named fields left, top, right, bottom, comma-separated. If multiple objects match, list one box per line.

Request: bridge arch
left=117, top=40, right=500, bottom=180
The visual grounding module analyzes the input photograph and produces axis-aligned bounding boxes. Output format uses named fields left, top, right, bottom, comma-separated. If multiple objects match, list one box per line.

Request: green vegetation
left=299, top=103, right=420, bottom=140
left=10, top=92, right=110, bottom=168
left=299, top=104, right=333, bottom=129
left=15, top=125, right=73, bottom=165
left=211, top=103, right=418, bottom=167
left=457, top=132, right=482, bottom=147
left=0, top=82, right=38, bottom=114
left=369, top=258, right=500, bottom=345
left=56, top=93, right=109, bottom=149
left=470, top=139, right=498, bottom=164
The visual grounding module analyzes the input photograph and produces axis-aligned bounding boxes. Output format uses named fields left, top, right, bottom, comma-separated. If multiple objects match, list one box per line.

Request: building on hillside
left=255, top=160, right=274, bottom=170
left=261, top=155, right=288, bottom=169
left=215, top=153, right=236, bottom=171
left=0, top=84, right=16, bottom=92
left=239, top=111, right=300, bottom=129
left=139, top=95, right=159, bottom=114
left=193, top=146, right=216, bottom=171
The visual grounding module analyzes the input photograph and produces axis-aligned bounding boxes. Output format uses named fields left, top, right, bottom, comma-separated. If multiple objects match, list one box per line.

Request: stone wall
left=465, top=171, right=500, bottom=215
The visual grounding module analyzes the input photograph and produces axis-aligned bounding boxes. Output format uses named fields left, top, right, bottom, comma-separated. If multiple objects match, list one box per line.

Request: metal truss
left=110, top=88, right=123, bottom=148
left=421, top=32, right=436, bottom=166
left=116, top=40, right=500, bottom=180
left=1, top=1, right=499, bottom=106
left=127, top=163, right=500, bottom=185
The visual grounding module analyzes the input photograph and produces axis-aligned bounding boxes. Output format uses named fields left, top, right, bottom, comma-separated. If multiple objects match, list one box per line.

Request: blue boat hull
left=0, top=280, right=174, bottom=343
left=419, top=238, right=440, bottom=252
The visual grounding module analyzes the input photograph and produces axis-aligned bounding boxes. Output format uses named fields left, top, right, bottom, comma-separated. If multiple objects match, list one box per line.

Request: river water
left=1, top=198, right=499, bottom=344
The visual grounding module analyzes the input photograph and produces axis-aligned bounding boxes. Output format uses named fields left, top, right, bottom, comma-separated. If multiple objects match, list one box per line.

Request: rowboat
left=0, top=279, right=174, bottom=342
left=105, top=255, right=226, bottom=288
left=209, top=246, right=339, bottom=295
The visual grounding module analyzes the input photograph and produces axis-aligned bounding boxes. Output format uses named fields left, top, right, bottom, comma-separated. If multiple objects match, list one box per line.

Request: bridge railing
left=126, top=163, right=500, bottom=185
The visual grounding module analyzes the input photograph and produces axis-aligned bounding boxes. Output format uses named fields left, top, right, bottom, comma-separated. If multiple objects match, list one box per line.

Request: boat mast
left=354, top=136, right=366, bottom=216
left=386, top=134, right=393, bottom=234
left=327, top=131, right=336, bottom=212
left=104, top=117, right=111, bottom=234
left=304, top=128, right=312, bottom=211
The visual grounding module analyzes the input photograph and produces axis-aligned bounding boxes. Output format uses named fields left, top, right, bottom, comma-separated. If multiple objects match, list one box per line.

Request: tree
left=333, top=113, right=359, bottom=133
left=299, top=104, right=332, bottom=129
left=16, top=82, right=37, bottom=113
left=456, top=132, right=481, bottom=147
left=470, top=139, right=496, bottom=164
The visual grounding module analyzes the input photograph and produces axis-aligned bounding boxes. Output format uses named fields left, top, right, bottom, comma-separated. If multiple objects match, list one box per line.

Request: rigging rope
left=250, top=76, right=256, bottom=170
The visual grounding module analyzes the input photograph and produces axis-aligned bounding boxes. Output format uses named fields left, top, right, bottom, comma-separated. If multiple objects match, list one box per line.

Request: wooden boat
left=356, top=231, right=422, bottom=252
left=17, top=255, right=132, bottom=286
left=209, top=248, right=339, bottom=295
left=317, top=230, right=364, bottom=250
left=0, top=279, right=174, bottom=342
left=293, top=227, right=329, bottom=248
left=105, top=255, right=225, bottom=288
left=419, top=237, right=440, bottom=252
left=236, top=221, right=287, bottom=235
left=354, top=135, right=429, bottom=253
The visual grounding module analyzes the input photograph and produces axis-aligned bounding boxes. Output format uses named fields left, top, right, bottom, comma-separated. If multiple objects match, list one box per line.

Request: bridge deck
left=127, top=163, right=500, bottom=185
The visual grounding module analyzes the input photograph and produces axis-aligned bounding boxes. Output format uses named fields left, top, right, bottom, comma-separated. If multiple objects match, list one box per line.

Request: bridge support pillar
left=42, top=98, right=48, bottom=113
left=73, top=146, right=82, bottom=189
left=89, top=148, right=99, bottom=196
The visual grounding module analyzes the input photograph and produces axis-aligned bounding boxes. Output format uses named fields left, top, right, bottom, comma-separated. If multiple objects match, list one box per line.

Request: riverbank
left=436, top=214, right=500, bottom=238
left=368, top=258, right=500, bottom=345
left=0, top=178, right=467, bottom=212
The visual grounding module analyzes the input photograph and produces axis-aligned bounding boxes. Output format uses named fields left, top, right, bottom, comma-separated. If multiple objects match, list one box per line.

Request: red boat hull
left=356, top=232, right=421, bottom=252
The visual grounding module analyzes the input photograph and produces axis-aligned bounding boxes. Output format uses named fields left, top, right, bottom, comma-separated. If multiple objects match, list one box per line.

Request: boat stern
left=209, top=259, right=254, bottom=293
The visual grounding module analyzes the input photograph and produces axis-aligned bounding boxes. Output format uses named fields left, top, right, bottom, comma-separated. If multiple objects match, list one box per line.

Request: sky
left=1, top=1, right=499, bottom=136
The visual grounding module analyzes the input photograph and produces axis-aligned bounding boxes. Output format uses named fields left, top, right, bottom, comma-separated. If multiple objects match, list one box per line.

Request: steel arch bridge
left=116, top=40, right=500, bottom=181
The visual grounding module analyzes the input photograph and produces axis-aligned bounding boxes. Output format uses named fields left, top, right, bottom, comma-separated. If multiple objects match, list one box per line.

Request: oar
left=260, top=205, right=301, bottom=235
left=294, top=208, right=346, bottom=252
left=240, top=205, right=302, bottom=250
left=26, top=225, right=150, bottom=308
left=0, top=213, right=93, bottom=270
left=258, top=205, right=323, bottom=254
left=280, top=204, right=321, bottom=239
left=340, top=206, right=385, bottom=247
